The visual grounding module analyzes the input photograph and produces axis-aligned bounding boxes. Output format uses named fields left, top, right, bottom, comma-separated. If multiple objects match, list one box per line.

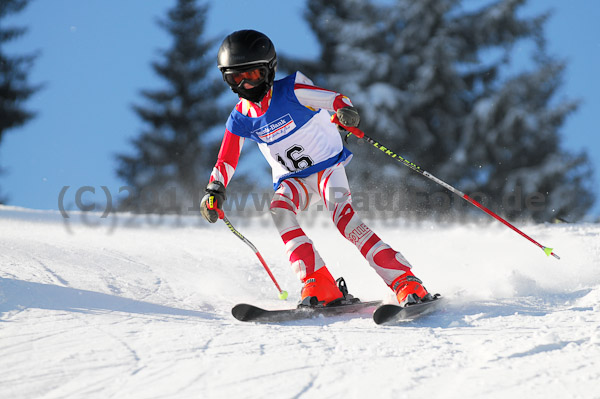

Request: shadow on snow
left=0, top=278, right=213, bottom=320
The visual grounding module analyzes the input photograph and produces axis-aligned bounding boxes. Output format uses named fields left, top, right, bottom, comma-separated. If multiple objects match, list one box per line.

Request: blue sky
left=2, top=0, right=599, bottom=218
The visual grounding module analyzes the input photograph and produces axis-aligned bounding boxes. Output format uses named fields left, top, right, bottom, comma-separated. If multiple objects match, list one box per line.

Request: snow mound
left=1, top=206, right=599, bottom=398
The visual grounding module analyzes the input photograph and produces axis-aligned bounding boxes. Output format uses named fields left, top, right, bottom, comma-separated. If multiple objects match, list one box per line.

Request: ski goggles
left=223, top=66, right=268, bottom=87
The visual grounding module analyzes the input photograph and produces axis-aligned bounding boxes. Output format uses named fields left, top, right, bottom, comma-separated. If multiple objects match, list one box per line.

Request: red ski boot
left=391, top=271, right=432, bottom=307
left=300, top=266, right=344, bottom=306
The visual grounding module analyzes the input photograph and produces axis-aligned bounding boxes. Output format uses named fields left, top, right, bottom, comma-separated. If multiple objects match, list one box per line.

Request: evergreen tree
left=0, top=0, right=39, bottom=203
left=290, top=0, right=594, bottom=222
left=116, top=0, right=227, bottom=213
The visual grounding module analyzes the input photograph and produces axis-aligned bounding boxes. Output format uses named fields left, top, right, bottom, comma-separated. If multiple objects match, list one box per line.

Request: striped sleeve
left=209, top=129, right=244, bottom=187
left=293, top=71, right=353, bottom=112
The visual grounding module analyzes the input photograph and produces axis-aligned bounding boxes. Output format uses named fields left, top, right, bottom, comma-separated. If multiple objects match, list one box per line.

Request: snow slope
left=1, top=206, right=599, bottom=399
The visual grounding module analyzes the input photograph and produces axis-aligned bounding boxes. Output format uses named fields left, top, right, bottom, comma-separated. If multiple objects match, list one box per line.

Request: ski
left=372, top=294, right=443, bottom=325
left=232, top=300, right=382, bottom=323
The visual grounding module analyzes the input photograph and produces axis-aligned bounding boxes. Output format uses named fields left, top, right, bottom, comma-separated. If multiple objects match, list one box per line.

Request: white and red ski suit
left=209, top=71, right=412, bottom=287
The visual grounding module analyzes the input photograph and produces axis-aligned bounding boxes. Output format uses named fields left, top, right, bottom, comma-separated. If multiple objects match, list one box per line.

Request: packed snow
left=1, top=205, right=599, bottom=399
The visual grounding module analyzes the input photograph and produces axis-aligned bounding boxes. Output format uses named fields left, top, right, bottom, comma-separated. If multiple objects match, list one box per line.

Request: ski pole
left=333, top=116, right=559, bottom=259
left=221, top=215, right=289, bottom=299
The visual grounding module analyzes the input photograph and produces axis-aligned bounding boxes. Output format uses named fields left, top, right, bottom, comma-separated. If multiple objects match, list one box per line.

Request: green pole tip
left=543, top=247, right=553, bottom=257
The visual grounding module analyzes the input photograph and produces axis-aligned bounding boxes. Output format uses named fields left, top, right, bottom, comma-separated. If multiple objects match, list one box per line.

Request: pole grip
left=331, top=114, right=365, bottom=138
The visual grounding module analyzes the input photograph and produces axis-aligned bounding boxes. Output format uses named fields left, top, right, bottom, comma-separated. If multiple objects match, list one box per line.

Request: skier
left=201, top=30, right=431, bottom=307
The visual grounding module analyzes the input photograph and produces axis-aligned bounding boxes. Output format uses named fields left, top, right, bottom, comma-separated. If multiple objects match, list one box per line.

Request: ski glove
left=200, top=181, right=226, bottom=223
left=333, top=106, right=364, bottom=138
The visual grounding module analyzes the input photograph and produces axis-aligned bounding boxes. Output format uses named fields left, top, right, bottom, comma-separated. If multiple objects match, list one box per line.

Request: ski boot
left=391, top=271, right=433, bottom=307
left=299, top=266, right=356, bottom=308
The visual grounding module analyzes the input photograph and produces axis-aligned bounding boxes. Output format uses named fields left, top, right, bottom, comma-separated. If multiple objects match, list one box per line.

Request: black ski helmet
left=217, top=30, right=277, bottom=103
